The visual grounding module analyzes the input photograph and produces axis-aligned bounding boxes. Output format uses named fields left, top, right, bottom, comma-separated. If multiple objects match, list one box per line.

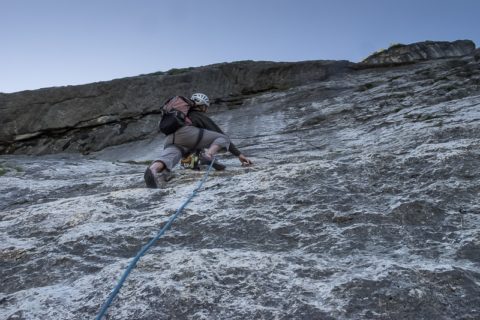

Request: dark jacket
left=188, top=110, right=241, bottom=156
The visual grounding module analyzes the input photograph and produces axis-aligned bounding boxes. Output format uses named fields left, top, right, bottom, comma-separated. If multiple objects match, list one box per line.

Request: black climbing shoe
left=144, top=168, right=173, bottom=188
left=144, top=167, right=157, bottom=188
left=199, top=152, right=226, bottom=171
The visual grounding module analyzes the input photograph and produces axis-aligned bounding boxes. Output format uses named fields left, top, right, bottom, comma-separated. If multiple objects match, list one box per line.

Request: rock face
left=1, top=40, right=476, bottom=156
left=362, top=40, right=475, bottom=65
left=1, top=40, right=480, bottom=319
left=0, top=60, right=351, bottom=155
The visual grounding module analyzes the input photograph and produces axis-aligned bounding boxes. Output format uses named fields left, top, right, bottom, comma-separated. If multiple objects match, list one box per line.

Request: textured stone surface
left=1, top=40, right=476, bottom=156
left=362, top=40, right=475, bottom=65
left=0, top=60, right=350, bottom=155
left=1, top=41, right=480, bottom=319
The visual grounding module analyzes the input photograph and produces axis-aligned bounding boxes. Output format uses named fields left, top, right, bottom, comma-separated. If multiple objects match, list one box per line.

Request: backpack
left=158, top=96, right=195, bottom=135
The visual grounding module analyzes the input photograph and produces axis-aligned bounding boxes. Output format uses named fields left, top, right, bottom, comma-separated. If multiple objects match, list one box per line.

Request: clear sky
left=1, top=0, right=478, bottom=93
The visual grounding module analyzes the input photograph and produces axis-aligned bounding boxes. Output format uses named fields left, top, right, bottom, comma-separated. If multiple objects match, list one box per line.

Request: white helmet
left=191, top=93, right=210, bottom=107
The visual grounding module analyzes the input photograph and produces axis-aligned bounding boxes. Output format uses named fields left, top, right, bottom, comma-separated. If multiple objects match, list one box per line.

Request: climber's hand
left=239, top=154, right=253, bottom=166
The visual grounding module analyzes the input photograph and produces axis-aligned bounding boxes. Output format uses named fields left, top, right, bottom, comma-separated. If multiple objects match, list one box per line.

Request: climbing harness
left=95, top=159, right=216, bottom=320
left=180, top=152, right=201, bottom=170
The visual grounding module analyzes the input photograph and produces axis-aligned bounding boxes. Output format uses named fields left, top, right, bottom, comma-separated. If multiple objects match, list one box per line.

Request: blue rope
left=95, top=159, right=216, bottom=320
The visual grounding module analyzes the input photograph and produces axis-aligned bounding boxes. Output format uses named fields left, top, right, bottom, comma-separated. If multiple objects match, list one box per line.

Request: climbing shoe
left=144, top=167, right=157, bottom=188
left=199, top=152, right=226, bottom=171
left=144, top=167, right=173, bottom=188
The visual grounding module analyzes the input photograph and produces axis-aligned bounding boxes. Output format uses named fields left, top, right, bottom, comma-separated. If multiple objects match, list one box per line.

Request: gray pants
left=155, top=126, right=230, bottom=170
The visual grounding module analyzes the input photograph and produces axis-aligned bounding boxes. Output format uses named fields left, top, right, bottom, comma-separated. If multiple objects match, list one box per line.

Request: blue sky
left=1, top=0, right=478, bottom=93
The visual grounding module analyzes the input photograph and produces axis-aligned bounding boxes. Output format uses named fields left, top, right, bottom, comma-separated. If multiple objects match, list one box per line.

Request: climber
left=144, top=93, right=253, bottom=188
